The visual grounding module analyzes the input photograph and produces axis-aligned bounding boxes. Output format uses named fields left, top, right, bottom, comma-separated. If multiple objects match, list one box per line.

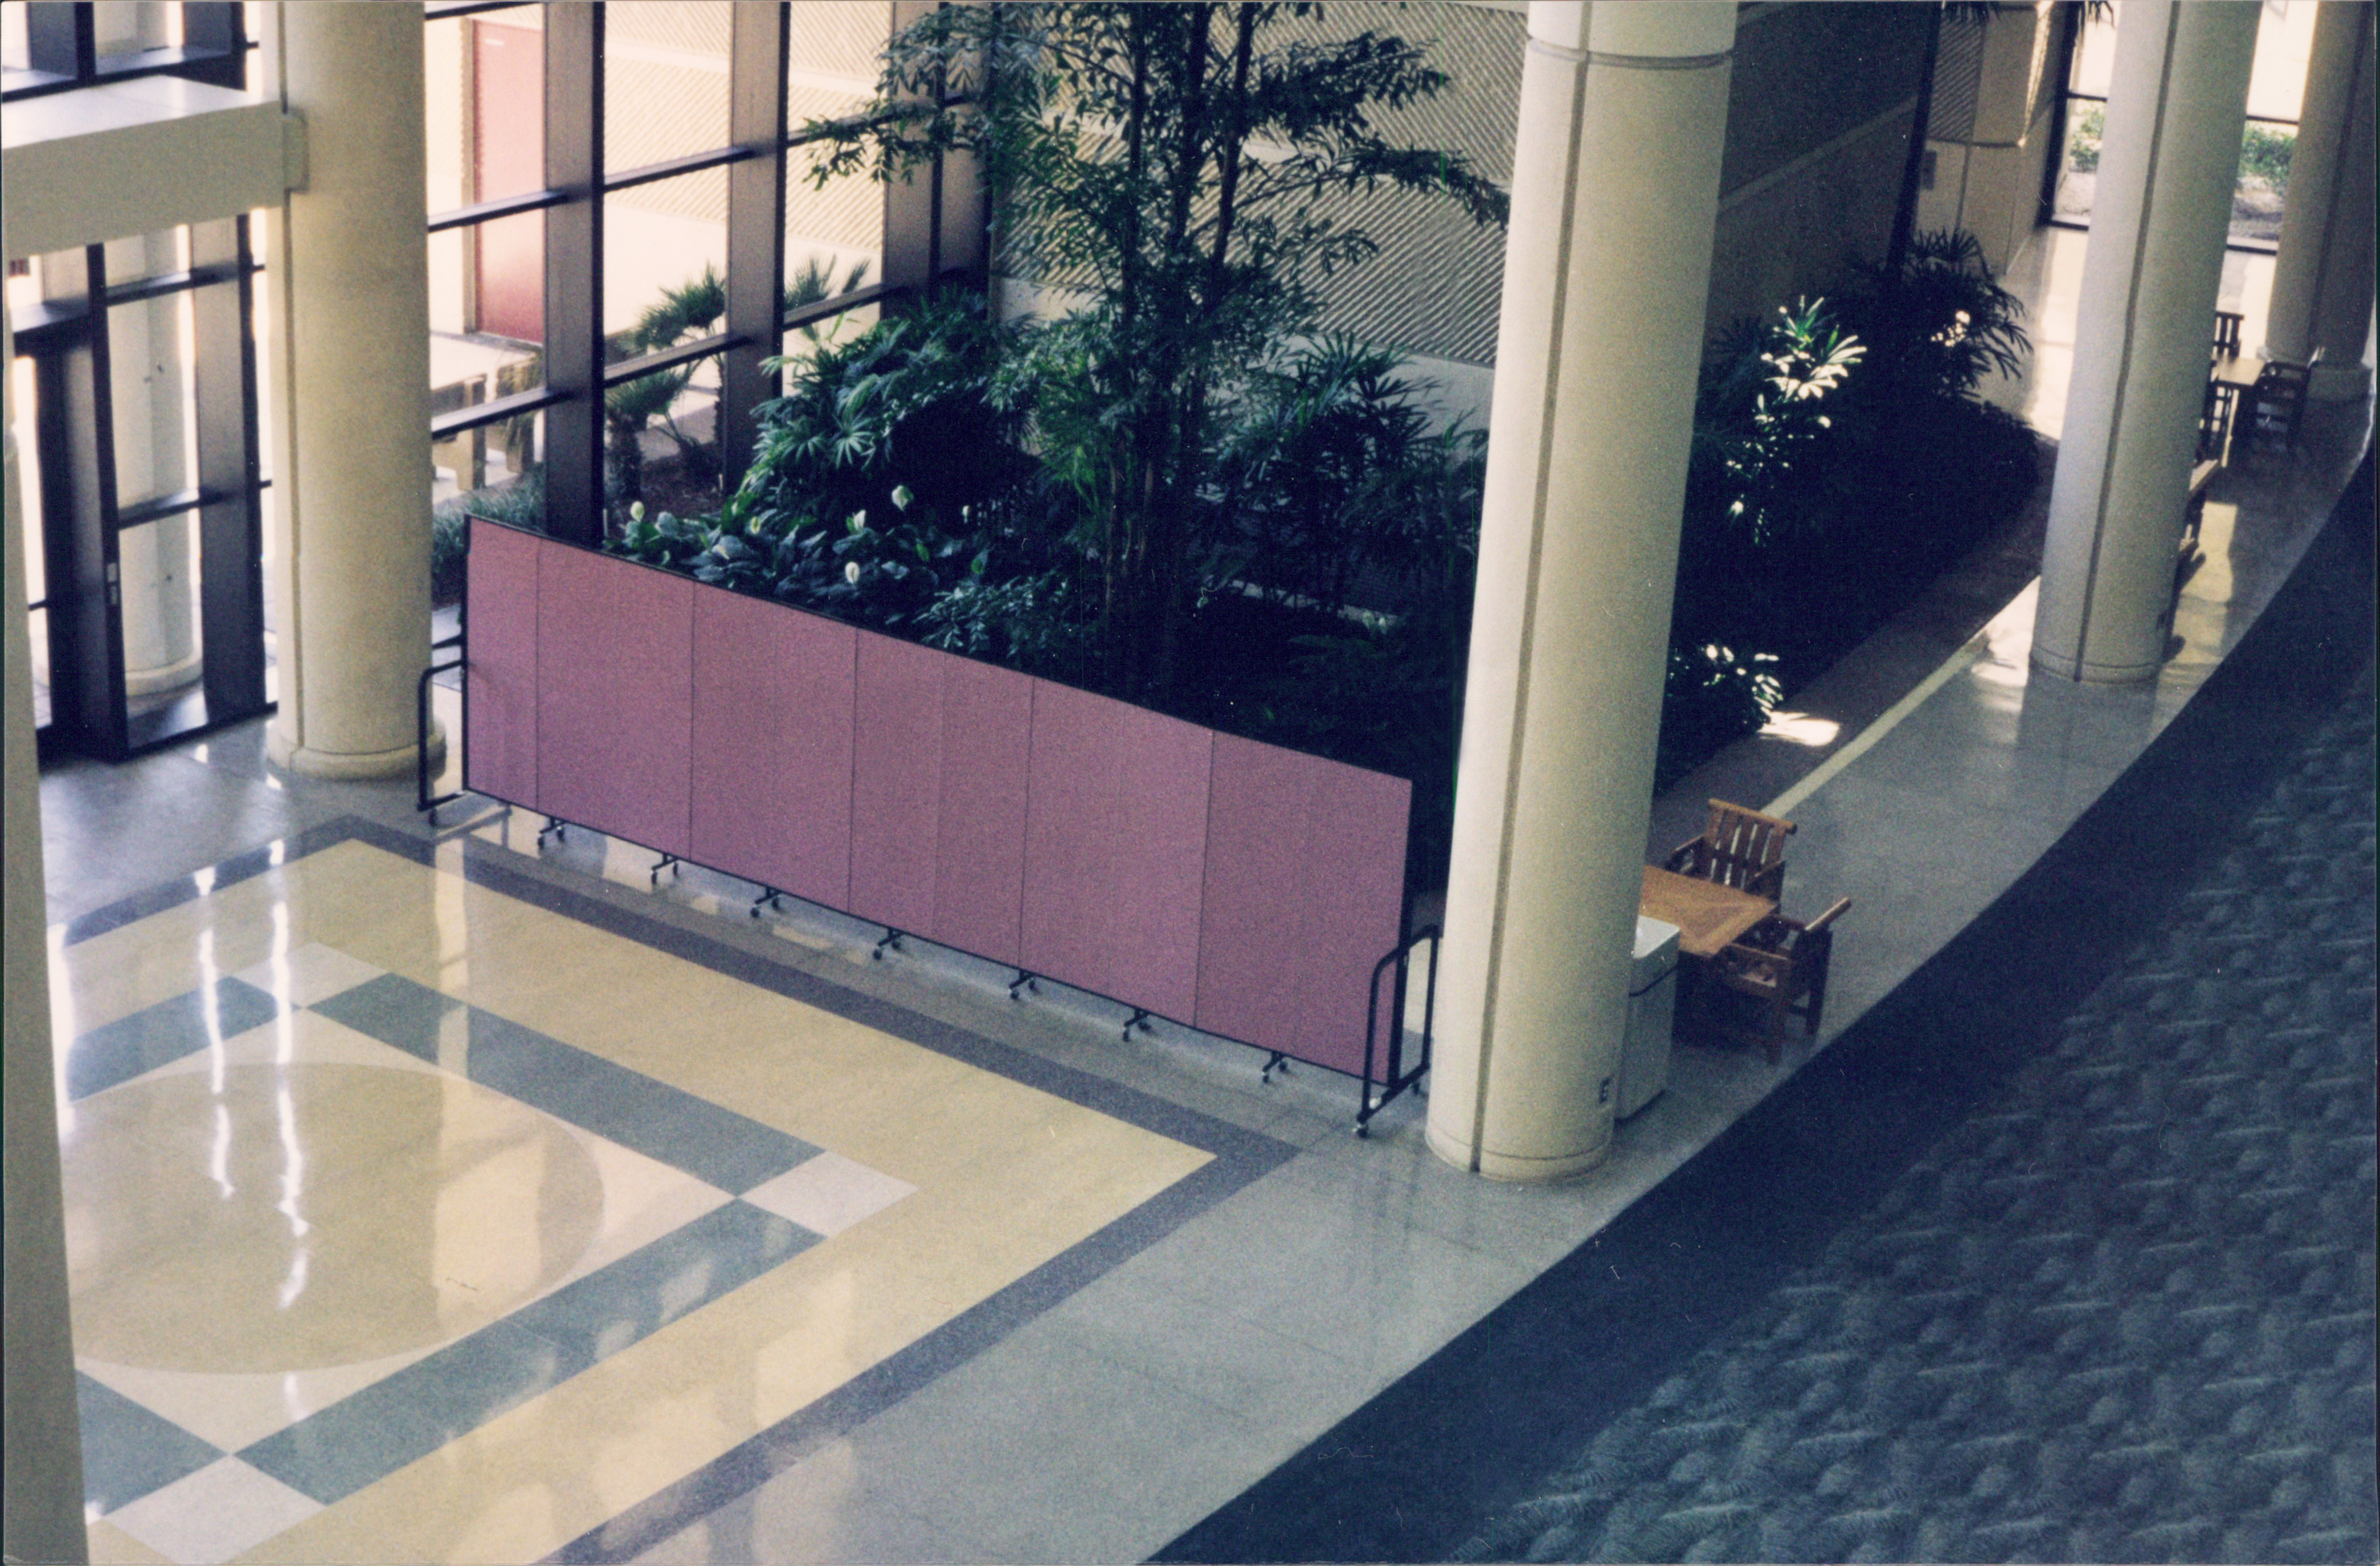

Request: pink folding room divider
left=463, top=520, right=542, bottom=806
left=463, top=518, right=1414, bottom=1086
left=534, top=541, right=695, bottom=859
left=688, top=582, right=856, bottom=910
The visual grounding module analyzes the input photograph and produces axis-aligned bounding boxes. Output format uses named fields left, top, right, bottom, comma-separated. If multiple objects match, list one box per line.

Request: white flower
left=844, top=562, right=862, bottom=585
left=891, top=484, right=915, bottom=512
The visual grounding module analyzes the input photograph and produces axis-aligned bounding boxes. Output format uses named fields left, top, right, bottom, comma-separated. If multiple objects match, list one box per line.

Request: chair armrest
left=1665, top=839, right=1705, bottom=875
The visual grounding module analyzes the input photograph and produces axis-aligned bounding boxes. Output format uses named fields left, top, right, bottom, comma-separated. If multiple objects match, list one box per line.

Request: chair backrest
left=2212, top=310, right=2244, bottom=356
left=2255, top=359, right=2314, bottom=436
left=1700, top=800, right=1796, bottom=894
left=2259, top=359, right=2311, bottom=392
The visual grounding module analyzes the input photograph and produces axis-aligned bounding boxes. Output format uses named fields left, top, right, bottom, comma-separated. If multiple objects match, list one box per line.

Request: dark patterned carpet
left=1454, top=665, right=2376, bottom=1564
left=1157, top=459, right=2375, bottom=1566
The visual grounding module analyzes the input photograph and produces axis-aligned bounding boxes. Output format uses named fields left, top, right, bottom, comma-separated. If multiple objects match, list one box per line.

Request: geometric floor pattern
left=1457, top=667, right=2378, bottom=1565
left=71, top=950, right=854, bottom=1560
left=58, top=828, right=1226, bottom=1564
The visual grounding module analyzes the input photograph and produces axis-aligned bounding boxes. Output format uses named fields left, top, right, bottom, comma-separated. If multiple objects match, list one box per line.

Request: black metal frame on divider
left=417, top=627, right=466, bottom=821
left=426, top=519, right=1444, bottom=1131
left=1359, top=924, right=1440, bottom=1137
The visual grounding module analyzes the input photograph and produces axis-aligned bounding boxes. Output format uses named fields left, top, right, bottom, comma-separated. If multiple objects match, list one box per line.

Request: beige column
left=88, top=7, right=203, bottom=701
left=4, top=313, right=92, bottom=1561
left=105, top=234, right=204, bottom=697
left=1428, top=2, right=1734, bottom=1182
left=2263, top=0, right=2377, bottom=401
left=2031, top=1, right=2258, bottom=685
left=263, top=1, right=440, bottom=779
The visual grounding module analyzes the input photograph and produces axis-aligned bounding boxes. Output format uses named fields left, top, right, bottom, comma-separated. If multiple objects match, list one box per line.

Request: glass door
left=12, top=223, right=269, bottom=762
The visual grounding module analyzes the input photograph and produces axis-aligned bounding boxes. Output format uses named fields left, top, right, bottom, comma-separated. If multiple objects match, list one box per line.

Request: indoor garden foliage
left=603, top=2, right=2039, bottom=889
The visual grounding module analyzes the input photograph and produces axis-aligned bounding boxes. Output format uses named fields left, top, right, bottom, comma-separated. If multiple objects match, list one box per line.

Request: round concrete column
left=1427, top=2, right=1733, bottom=1182
left=265, top=1, right=440, bottom=779
left=4, top=314, right=91, bottom=1564
left=106, top=233, right=202, bottom=697
left=2032, top=1, right=2259, bottom=685
left=2263, top=1, right=2377, bottom=401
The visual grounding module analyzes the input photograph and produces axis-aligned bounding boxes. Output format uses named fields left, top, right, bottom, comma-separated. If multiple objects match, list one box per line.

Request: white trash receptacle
left=1618, top=915, right=1681, bottom=1118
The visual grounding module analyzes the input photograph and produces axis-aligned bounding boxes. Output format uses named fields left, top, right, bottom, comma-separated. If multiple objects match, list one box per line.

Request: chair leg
left=1761, top=993, right=1790, bottom=1065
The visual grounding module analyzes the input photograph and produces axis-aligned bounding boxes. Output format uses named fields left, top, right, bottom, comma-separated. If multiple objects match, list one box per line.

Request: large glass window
left=605, top=4, right=731, bottom=167
left=416, top=0, right=969, bottom=554
left=2054, top=2, right=2318, bottom=252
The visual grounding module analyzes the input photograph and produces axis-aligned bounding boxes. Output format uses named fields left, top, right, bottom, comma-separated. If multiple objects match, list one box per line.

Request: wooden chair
left=1666, top=799, right=1797, bottom=902
left=2198, top=378, right=2237, bottom=462
left=1702, top=897, right=1852, bottom=1063
left=2210, top=309, right=2244, bottom=359
left=2182, top=459, right=2220, bottom=552
left=2240, top=348, right=2320, bottom=459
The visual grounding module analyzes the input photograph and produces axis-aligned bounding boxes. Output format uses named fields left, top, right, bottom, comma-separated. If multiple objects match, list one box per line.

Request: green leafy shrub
left=1657, top=643, right=1783, bottom=793
left=1691, top=297, right=1866, bottom=551
left=432, top=470, right=544, bottom=606
left=734, top=296, right=1019, bottom=542
left=2069, top=102, right=2104, bottom=173
left=1838, top=228, right=2028, bottom=406
left=612, top=482, right=985, bottom=639
left=918, top=570, right=1098, bottom=681
left=2239, top=121, right=2294, bottom=194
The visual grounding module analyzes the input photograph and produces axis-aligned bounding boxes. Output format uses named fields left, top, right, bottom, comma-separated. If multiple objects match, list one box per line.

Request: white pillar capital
left=1586, top=2, right=1736, bottom=63
left=1527, top=2, right=1586, bottom=53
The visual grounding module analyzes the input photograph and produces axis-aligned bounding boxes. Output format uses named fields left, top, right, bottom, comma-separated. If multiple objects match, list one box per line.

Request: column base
left=268, top=719, right=445, bottom=781
left=1426, top=1119, right=1612, bottom=1182
left=2029, top=645, right=2162, bottom=685
left=2309, top=360, right=2373, bottom=401
left=124, top=651, right=204, bottom=698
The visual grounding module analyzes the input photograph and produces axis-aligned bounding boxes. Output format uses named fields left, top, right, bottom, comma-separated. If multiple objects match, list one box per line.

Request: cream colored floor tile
left=227, top=942, right=386, bottom=1011
left=107, top=1458, right=321, bottom=1566
left=65, top=1063, right=605, bottom=1374
left=88, top=1517, right=175, bottom=1565
left=741, top=1153, right=915, bottom=1236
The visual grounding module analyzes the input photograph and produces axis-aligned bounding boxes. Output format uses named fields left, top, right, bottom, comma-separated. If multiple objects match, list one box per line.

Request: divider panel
left=1195, top=741, right=1407, bottom=1073
left=1106, top=707, right=1212, bottom=1025
left=1019, top=679, right=1125, bottom=1000
left=689, top=586, right=856, bottom=908
left=535, top=547, right=695, bottom=858
left=1288, top=761, right=1411, bottom=1076
left=464, top=519, right=542, bottom=806
left=931, top=658, right=1033, bottom=966
left=848, top=630, right=942, bottom=934
left=1193, top=735, right=1314, bottom=1056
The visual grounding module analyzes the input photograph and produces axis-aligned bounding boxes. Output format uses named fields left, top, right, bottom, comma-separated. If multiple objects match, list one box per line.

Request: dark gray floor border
left=1157, top=451, right=2377, bottom=1565
left=50, top=812, right=1296, bottom=1564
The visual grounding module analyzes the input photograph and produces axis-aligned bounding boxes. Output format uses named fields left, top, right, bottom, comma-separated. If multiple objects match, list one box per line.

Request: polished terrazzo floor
left=55, top=823, right=1280, bottom=1564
